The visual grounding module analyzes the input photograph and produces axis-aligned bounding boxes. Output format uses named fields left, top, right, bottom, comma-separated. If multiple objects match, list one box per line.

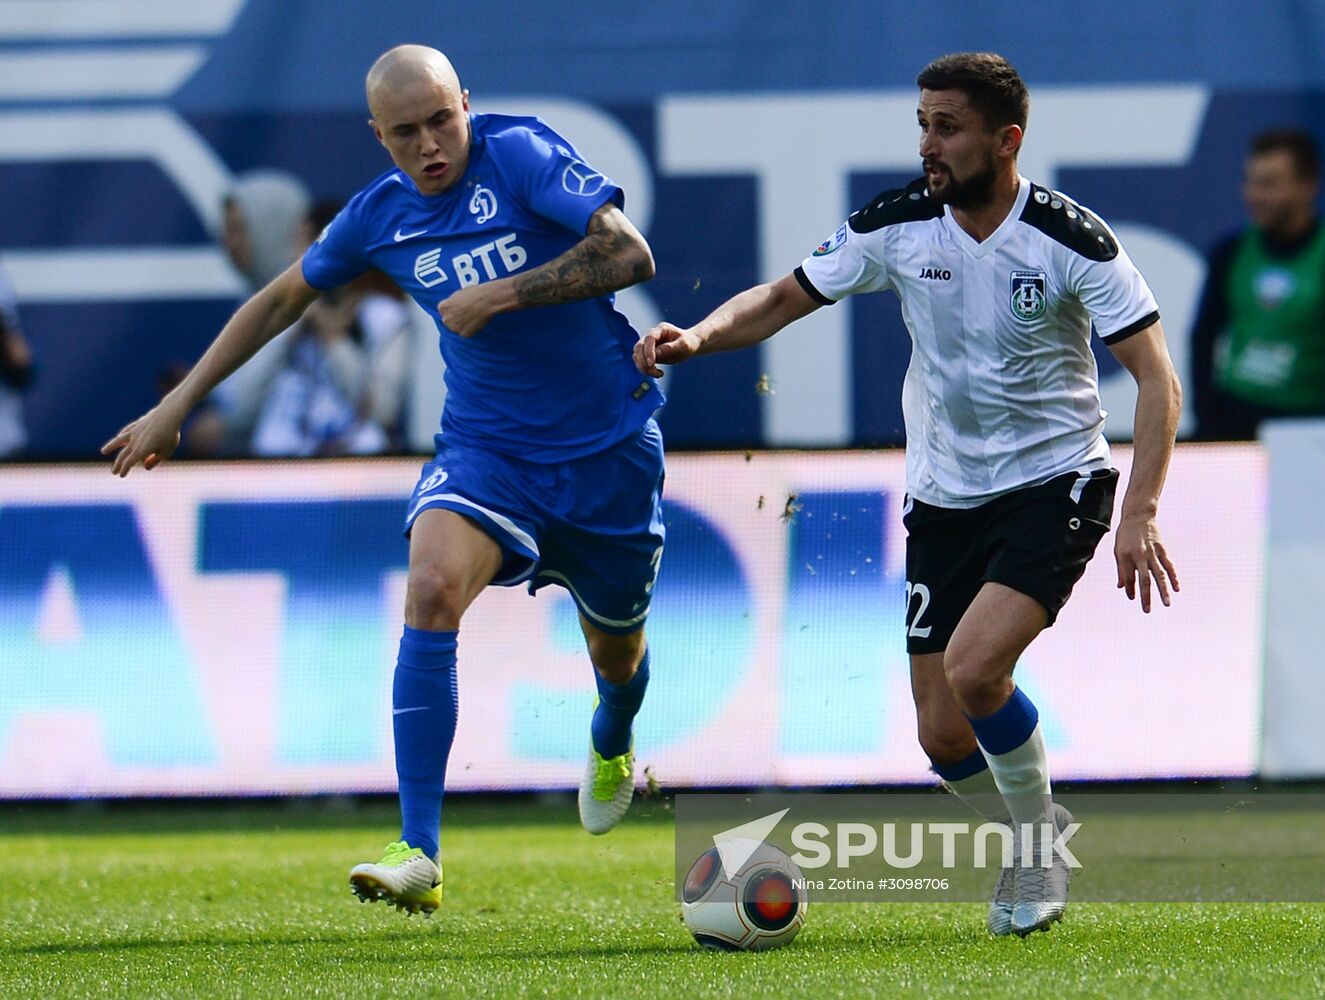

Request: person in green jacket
left=1192, top=128, right=1325, bottom=439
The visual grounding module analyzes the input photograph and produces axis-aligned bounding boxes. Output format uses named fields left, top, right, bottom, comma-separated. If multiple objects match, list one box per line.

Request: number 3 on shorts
left=905, top=581, right=932, bottom=639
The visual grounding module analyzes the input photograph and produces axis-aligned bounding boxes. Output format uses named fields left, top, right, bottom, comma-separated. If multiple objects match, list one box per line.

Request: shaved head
left=365, top=45, right=471, bottom=194
left=365, top=45, right=461, bottom=119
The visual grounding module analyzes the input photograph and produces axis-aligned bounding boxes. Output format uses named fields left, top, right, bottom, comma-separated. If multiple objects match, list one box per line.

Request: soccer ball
left=680, top=838, right=808, bottom=951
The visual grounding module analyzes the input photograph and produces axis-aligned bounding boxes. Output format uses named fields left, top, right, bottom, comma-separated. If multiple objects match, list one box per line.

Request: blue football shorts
left=403, top=418, right=665, bottom=635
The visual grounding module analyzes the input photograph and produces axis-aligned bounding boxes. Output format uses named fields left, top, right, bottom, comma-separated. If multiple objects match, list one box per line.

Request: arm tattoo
left=513, top=209, right=652, bottom=308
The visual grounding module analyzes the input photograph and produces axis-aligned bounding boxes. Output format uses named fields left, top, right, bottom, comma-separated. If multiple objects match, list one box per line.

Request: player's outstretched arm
left=437, top=204, right=653, bottom=337
left=634, top=273, right=821, bottom=377
left=101, top=261, right=320, bottom=477
left=1107, top=320, right=1183, bottom=612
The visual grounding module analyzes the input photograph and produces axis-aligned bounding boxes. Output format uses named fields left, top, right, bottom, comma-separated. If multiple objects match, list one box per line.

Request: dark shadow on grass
left=9, top=782, right=1323, bottom=837
left=0, top=794, right=677, bottom=837
left=5, top=916, right=1013, bottom=963
left=398, top=941, right=701, bottom=961
left=5, top=929, right=389, bottom=957
left=4, top=930, right=697, bottom=962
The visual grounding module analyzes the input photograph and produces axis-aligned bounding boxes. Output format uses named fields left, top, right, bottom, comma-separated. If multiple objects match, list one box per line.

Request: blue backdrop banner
left=0, top=445, right=1264, bottom=796
left=3, top=1, right=1324, bottom=455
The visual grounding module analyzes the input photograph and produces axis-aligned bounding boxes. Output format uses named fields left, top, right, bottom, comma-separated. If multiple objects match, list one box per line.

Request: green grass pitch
left=2, top=795, right=1323, bottom=999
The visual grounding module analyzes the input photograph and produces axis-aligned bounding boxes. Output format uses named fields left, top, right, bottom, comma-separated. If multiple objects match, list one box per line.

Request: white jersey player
left=798, top=174, right=1158, bottom=507
left=635, top=52, right=1182, bottom=937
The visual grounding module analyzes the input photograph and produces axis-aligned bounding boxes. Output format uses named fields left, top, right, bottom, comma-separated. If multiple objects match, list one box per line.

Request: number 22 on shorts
left=905, top=581, right=932, bottom=638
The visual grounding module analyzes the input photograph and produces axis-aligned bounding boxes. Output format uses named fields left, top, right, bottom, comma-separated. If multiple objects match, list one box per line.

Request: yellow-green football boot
left=349, top=841, right=442, bottom=916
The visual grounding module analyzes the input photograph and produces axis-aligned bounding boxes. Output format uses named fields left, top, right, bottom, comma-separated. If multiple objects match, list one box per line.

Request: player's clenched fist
left=437, top=285, right=498, bottom=338
left=635, top=323, right=701, bottom=378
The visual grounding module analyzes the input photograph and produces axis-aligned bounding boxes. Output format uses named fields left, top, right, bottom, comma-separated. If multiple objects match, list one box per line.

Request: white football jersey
left=797, top=175, right=1159, bottom=508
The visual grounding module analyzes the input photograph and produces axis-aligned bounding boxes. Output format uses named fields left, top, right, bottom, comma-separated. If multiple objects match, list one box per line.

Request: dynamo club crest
left=1010, top=270, right=1047, bottom=320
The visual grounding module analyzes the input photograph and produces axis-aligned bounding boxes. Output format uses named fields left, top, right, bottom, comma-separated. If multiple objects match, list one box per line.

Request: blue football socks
left=966, top=686, right=1038, bottom=756
left=591, top=647, right=650, bottom=759
left=393, top=625, right=459, bottom=861
left=930, top=747, right=990, bottom=783
left=966, top=686, right=1052, bottom=833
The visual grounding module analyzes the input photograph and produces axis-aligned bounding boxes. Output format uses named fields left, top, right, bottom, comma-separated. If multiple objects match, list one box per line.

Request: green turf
left=2, top=796, right=1323, bottom=999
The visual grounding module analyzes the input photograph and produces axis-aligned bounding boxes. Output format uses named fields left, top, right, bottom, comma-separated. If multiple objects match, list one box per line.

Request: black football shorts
left=902, top=468, right=1119, bottom=654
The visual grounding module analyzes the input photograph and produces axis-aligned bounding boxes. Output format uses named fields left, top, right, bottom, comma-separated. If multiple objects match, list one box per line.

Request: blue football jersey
left=301, top=112, right=663, bottom=462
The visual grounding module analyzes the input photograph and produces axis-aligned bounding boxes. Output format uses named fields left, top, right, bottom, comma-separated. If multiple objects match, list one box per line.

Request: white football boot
left=578, top=745, right=635, bottom=835
left=989, top=802, right=1073, bottom=936
left=349, top=841, right=443, bottom=916
left=1010, top=803, right=1075, bottom=936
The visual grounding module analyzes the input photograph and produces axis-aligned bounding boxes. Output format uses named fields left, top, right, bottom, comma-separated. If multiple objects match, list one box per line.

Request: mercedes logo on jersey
left=1010, top=270, right=1048, bottom=321
left=468, top=183, right=498, bottom=223
left=562, top=159, right=606, bottom=197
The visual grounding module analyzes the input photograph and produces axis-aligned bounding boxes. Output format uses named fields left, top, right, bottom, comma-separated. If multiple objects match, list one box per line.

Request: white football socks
left=942, top=765, right=1011, bottom=824
left=979, top=723, right=1055, bottom=860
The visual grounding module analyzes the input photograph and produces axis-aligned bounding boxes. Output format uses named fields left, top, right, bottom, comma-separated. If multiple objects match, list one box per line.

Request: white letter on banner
left=659, top=87, right=1209, bottom=446
left=661, top=94, right=917, bottom=446
left=1018, top=87, right=1210, bottom=442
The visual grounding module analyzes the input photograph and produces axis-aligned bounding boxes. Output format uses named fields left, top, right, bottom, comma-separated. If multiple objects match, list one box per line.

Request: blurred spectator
left=248, top=200, right=409, bottom=456
left=222, top=170, right=314, bottom=290
left=1192, top=128, right=1325, bottom=439
left=0, top=262, right=33, bottom=459
left=250, top=285, right=385, bottom=455
left=354, top=275, right=413, bottom=449
left=184, top=169, right=312, bottom=455
left=295, top=205, right=413, bottom=450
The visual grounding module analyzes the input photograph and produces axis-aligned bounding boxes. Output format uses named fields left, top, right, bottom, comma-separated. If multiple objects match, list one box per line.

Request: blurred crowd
left=172, top=170, right=415, bottom=459
left=0, top=264, right=33, bottom=460
left=0, top=128, right=1322, bottom=460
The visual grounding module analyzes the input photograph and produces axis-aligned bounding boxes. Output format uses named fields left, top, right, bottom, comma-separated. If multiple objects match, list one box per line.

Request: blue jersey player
left=103, top=45, right=663, bottom=916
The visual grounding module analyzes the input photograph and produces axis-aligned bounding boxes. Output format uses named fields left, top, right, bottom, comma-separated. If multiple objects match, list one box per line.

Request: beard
left=926, top=157, right=998, bottom=210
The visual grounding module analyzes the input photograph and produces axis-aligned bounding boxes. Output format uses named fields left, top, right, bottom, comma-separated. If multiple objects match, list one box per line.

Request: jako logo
left=918, top=267, right=952, bottom=280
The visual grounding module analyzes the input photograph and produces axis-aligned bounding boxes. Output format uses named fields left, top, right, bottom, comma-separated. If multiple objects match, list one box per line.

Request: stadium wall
left=3, top=1, right=1325, bottom=456
left=1259, top=420, right=1325, bottom=779
left=0, top=443, right=1265, bottom=798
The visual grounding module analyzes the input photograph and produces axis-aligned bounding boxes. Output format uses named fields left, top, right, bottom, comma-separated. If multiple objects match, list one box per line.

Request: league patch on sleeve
left=812, top=224, right=848, bottom=256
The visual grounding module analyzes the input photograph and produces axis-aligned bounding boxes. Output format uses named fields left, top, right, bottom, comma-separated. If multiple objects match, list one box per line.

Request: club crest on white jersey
left=1010, top=270, right=1048, bottom=321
